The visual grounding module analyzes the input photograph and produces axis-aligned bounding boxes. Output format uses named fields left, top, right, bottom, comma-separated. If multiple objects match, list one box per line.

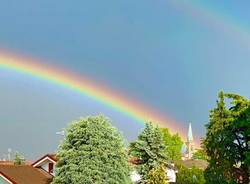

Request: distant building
left=182, top=123, right=195, bottom=160
left=166, top=163, right=178, bottom=183
left=0, top=154, right=57, bottom=184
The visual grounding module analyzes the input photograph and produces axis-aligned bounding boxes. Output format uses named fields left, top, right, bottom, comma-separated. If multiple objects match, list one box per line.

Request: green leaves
left=192, top=149, right=207, bottom=161
left=160, top=128, right=183, bottom=161
left=203, top=92, right=250, bottom=183
left=13, top=152, right=25, bottom=166
left=129, top=122, right=167, bottom=183
left=176, top=164, right=205, bottom=184
left=148, top=165, right=168, bottom=184
left=52, top=115, right=131, bottom=184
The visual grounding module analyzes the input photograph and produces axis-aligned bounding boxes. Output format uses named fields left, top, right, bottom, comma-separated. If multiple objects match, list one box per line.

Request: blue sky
left=0, top=0, right=250, bottom=159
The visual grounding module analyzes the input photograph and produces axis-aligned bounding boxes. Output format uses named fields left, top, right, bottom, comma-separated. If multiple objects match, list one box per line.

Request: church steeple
left=181, top=123, right=195, bottom=160
left=186, top=123, right=194, bottom=159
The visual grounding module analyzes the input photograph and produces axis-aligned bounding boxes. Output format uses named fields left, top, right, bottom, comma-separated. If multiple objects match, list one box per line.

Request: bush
left=148, top=165, right=168, bottom=184
left=176, top=164, right=205, bottom=184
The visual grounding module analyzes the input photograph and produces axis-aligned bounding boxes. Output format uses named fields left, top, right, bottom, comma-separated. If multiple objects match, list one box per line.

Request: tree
left=148, top=165, right=168, bottom=184
left=129, top=122, right=167, bottom=183
left=161, top=128, right=183, bottom=161
left=192, top=149, right=207, bottom=161
left=13, top=152, right=25, bottom=165
left=203, top=92, right=250, bottom=183
left=52, top=115, right=131, bottom=184
left=176, top=164, right=205, bottom=184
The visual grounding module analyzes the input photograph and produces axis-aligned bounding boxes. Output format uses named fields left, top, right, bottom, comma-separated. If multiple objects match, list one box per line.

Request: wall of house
left=41, top=161, right=55, bottom=176
left=166, top=168, right=176, bottom=183
left=130, top=170, right=141, bottom=183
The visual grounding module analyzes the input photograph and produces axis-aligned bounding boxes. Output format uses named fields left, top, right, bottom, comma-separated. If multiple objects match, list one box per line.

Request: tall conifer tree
left=129, top=122, right=167, bottom=183
left=203, top=92, right=250, bottom=183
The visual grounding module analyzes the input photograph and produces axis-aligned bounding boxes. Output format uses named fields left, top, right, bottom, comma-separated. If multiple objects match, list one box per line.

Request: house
left=166, top=163, right=178, bottom=183
left=129, top=157, right=177, bottom=183
left=32, top=154, right=57, bottom=176
left=0, top=154, right=57, bottom=184
left=129, top=164, right=177, bottom=183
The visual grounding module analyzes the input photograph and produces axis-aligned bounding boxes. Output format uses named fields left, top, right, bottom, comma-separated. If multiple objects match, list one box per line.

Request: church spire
left=186, top=123, right=194, bottom=159
left=181, top=123, right=195, bottom=160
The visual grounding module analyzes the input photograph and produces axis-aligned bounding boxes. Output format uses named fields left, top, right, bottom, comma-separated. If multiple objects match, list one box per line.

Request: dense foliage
left=203, top=92, right=250, bottom=183
left=13, top=152, right=25, bottom=165
left=129, top=122, right=167, bottom=183
left=192, top=149, right=207, bottom=161
left=52, top=115, right=131, bottom=184
left=160, top=128, right=183, bottom=161
left=176, top=164, right=205, bottom=184
left=148, top=165, right=168, bottom=184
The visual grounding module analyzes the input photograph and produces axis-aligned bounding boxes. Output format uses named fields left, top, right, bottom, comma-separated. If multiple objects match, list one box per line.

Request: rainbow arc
left=0, top=52, right=184, bottom=137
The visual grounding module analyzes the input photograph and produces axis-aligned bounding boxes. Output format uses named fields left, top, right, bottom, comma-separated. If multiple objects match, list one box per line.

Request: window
left=48, top=163, right=54, bottom=174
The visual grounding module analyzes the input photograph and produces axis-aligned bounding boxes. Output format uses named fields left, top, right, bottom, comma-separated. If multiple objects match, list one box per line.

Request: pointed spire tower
left=186, top=123, right=194, bottom=159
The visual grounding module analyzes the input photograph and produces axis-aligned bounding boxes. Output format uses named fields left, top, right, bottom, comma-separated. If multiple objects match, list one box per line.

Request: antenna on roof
left=7, top=148, right=12, bottom=161
left=56, top=130, right=65, bottom=136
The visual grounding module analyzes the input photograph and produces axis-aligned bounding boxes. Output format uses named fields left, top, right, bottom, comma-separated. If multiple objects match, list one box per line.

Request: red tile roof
left=32, top=154, right=57, bottom=167
left=0, top=165, right=53, bottom=184
left=0, top=161, right=32, bottom=166
left=0, top=171, right=17, bottom=184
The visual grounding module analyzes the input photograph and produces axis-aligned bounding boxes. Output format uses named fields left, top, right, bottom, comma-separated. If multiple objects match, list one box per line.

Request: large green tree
left=160, top=128, right=183, bottom=161
left=203, top=92, right=250, bottom=184
left=129, top=122, right=167, bottom=183
left=52, top=115, right=131, bottom=184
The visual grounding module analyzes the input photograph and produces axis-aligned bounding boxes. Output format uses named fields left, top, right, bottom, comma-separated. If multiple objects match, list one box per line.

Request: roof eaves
left=0, top=171, right=17, bottom=184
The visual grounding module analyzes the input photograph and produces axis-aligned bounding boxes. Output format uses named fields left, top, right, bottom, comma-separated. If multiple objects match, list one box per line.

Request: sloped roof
left=32, top=154, right=57, bottom=167
left=0, top=161, right=32, bottom=166
left=46, top=154, right=57, bottom=162
left=0, top=171, right=17, bottom=184
left=0, top=165, right=53, bottom=184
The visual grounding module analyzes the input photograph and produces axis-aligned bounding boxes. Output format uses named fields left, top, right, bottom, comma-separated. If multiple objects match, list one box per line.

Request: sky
left=0, top=0, right=250, bottom=159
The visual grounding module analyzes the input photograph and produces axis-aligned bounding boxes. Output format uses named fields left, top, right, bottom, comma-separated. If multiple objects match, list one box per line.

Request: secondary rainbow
left=168, top=0, right=250, bottom=49
left=0, top=51, right=184, bottom=137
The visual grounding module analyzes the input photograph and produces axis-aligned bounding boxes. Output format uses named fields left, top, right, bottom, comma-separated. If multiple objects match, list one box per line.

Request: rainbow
left=168, top=0, right=250, bottom=49
left=0, top=51, right=184, bottom=137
